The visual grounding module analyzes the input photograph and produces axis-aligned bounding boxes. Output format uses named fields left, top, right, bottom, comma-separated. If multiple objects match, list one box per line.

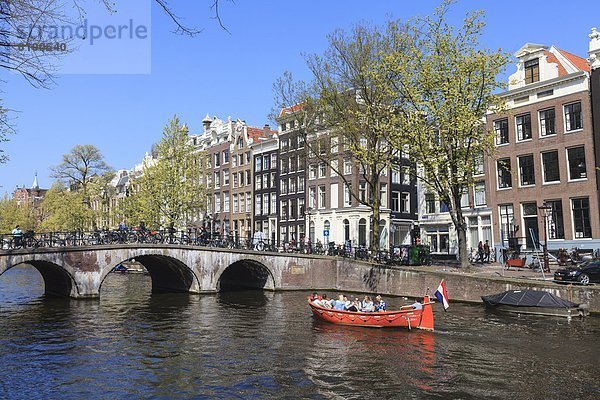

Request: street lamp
left=538, top=202, right=552, bottom=273
left=305, top=207, right=313, bottom=242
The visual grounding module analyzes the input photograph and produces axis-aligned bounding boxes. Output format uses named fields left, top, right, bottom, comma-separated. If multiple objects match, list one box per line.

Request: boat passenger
left=309, top=292, right=322, bottom=303
left=333, top=295, right=346, bottom=310
left=375, top=295, right=387, bottom=312
left=320, top=294, right=332, bottom=308
left=346, top=297, right=360, bottom=312
left=411, top=298, right=423, bottom=310
left=361, top=296, right=375, bottom=312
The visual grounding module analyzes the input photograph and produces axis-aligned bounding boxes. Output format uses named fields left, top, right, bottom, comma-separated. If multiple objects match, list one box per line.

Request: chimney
left=263, top=124, right=271, bottom=135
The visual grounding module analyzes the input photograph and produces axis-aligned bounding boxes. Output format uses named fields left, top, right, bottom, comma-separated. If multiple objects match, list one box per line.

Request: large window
left=497, top=158, right=512, bottom=189
left=309, top=187, right=316, bottom=209
left=545, top=200, right=564, bottom=239
left=474, top=182, right=486, bottom=206
left=494, top=119, right=509, bottom=145
left=255, top=156, right=262, bottom=172
left=542, top=151, right=560, bottom=183
left=344, top=183, right=352, bottom=207
left=318, top=186, right=326, bottom=209
left=524, top=58, right=539, bottom=84
left=518, top=154, right=535, bottom=186
left=401, top=192, right=410, bottom=213
left=392, top=192, right=400, bottom=212
left=567, top=146, right=587, bottom=180
left=572, top=198, right=591, bottom=238
left=539, top=108, right=556, bottom=136
left=425, top=194, right=436, bottom=214
left=499, top=204, right=514, bottom=246
left=564, top=102, right=582, bottom=132
left=380, top=184, right=387, bottom=208
left=516, top=114, right=532, bottom=141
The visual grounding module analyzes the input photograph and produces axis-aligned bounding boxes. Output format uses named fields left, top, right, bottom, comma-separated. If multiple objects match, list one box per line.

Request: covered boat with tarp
left=481, top=290, right=588, bottom=318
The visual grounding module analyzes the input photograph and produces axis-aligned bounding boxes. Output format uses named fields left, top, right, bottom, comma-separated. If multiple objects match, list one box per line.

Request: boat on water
left=481, top=290, right=589, bottom=318
left=308, top=295, right=435, bottom=331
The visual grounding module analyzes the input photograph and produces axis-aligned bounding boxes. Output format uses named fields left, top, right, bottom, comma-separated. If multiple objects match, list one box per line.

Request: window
left=499, top=204, right=514, bottom=246
left=238, top=172, right=244, bottom=187
left=331, top=136, right=339, bottom=153
left=380, top=184, right=387, bottom=208
left=542, top=151, right=560, bottom=183
left=223, top=192, right=230, bottom=212
left=539, top=108, right=556, bottom=136
left=232, top=155, right=237, bottom=168
left=214, top=171, right=221, bottom=188
left=214, top=194, right=221, bottom=212
left=474, top=182, right=486, bottom=206
left=474, top=153, right=484, bottom=175
left=233, top=194, right=239, bottom=213
left=495, top=119, right=509, bottom=145
left=318, top=186, right=326, bottom=208
left=280, top=179, right=287, bottom=195
left=440, top=201, right=449, bottom=213
left=524, top=58, right=539, bottom=84
left=344, top=159, right=352, bottom=175
left=214, top=153, right=220, bottom=167
left=255, top=157, right=262, bottom=172
left=237, top=137, right=243, bottom=149
left=255, top=195, right=261, bottom=215
left=518, top=155, right=535, bottom=186
left=516, top=114, right=532, bottom=141
left=263, top=193, right=269, bottom=215
left=344, top=184, right=352, bottom=207
left=281, top=138, right=289, bottom=151
left=271, top=153, right=277, bottom=168
left=425, top=194, right=436, bottom=214
left=246, top=171, right=251, bottom=185
left=497, top=158, right=512, bottom=188
left=246, top=193, right=251, bottom=212
left=545, top=200, right=564, bottom=239
left=319, top=162, right=326, bottom=178
left=460, top=188, right=469, bottom=208
left=270, top=172, right=276, bottom=188
left=223, top=169, right=229, bottom=186
left=564, top=102, right=582, bottom=132
left=280, top=201, right=287, bottom=219
left=255, top=175, right=262, bottom=191
left=290, top=199, right=297, bottom=219
left=289, top=177, right=296, bottom=193
left=271, top=193, right=277, bottom=215
left=262, top=174, right=268, bottom=189
left=289, top=157, right=296, bottom=172
left=298, top=176, right=305, bottom=192
left=330, top=159, right=338, bottom=177
left=567, top=147, right=586, bottom=180
left=309, top=164, right=316, bottom=179
left=391, top=192, right=400, bottom=212
left=402, top=167, right=411, bottom=185
left=309, top=187, right=316, bottom=209
left=359, top=182, right=366, bottom=203
left=391, top=167, right=401, bottom=184
left=240, top=195, right=245, bottom=213
left=223, top=150, right=229, bottom=164
left=572, top=198, right=591, bottom=238
left=401, top=192, right=409, bottom=213
left=263, top=156, right=270, bottom=171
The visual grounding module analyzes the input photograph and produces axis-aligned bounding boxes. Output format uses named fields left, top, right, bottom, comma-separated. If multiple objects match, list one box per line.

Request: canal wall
left=291, top=257, right=600, bottom=313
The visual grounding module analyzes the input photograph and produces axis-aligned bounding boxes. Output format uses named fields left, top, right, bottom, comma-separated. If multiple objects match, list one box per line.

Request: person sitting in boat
left=319, top=294, right=332, bottom=308
left=374, top=295, right=387, bottom=312
left=411, top=298, right=423, bottom=310
left=361, top=295, right=375, bottom=312
left=308, top=292, right=321, bottom=303
left=345, top=297, right=360, bottom=312
left=333, top=295, right=346, bottom=310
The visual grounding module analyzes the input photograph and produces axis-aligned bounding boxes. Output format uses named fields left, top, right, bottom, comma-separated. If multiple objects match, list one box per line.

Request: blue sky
left=1, top=0, right=599, bottom=194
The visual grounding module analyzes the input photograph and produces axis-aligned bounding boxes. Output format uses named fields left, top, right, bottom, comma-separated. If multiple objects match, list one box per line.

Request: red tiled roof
left=278, top=103, right=304, bottom=117
left=247, top=126, right=276, bottom=141
left=544, top=51, right=568, bottom=76
left=556, top=48, right=591, bottom=73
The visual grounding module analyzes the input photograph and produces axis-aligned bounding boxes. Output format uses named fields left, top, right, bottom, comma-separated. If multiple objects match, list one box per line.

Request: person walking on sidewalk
left=484, top=240, right=490, bottom=263
left=477, top=241, right=484, bottom=264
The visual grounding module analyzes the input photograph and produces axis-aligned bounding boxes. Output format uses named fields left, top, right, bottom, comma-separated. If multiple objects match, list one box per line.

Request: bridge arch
left=98, top=253, right=201, bottom=295
left=217, top=259, right=275, bottom=291
left=0, top=260, right=77, bottom=298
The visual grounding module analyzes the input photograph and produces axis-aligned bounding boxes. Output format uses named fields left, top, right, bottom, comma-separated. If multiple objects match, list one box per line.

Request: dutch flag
left=434, top=279, right=449, bottom=311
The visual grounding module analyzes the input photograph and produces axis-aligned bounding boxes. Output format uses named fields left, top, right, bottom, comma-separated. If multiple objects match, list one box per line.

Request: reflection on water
left=0, top=266, right=599, bottom=399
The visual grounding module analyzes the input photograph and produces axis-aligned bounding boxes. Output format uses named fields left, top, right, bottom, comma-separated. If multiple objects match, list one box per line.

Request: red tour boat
left=308, top=295, right=435, bottom=331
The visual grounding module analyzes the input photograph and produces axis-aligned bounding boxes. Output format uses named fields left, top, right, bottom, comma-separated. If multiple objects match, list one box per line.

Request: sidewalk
left=424, top=262, right=556, bottom=282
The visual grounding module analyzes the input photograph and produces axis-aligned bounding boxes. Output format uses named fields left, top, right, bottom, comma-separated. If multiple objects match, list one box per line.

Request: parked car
left=554, top=260, right=600, bottom=285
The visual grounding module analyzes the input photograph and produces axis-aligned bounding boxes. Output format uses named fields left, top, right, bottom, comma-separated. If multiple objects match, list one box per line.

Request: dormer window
left=524, top=59, right=539, bottom=84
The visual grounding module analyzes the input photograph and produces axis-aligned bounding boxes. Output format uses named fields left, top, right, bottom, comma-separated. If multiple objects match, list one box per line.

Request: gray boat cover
left=481, top=290, right=579, bottom=309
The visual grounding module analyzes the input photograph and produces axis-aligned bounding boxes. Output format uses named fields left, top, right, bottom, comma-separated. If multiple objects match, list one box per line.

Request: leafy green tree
left=0, top=195, right=36, bottom=233
left=127, top=116, right=207, bottom=230
left=39, top=182, right=94, bottom=231
left=273, top=23, right=398, bottom=253
left=383, top=0, right=508, bottom=267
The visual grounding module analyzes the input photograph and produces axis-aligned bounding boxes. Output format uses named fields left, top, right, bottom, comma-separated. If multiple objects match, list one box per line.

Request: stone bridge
left=1, top=245, right=599, bottom=313
left=0, top=244, right=342, bottom=299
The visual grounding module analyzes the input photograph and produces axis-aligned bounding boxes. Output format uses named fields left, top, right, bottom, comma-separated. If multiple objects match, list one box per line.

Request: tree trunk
left=449, top=200, right=469, bottom=269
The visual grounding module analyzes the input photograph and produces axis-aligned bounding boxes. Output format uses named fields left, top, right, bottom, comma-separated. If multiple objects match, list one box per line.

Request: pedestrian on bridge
left=12, top=225, right=23, bottom=247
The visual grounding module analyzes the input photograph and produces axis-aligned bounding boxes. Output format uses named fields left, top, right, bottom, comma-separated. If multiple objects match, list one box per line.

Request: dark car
left=554, top=260, right=600, bottom=285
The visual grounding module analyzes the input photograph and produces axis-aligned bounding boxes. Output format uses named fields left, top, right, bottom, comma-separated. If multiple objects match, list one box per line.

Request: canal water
left=0, top=266, right=598, bottom=399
